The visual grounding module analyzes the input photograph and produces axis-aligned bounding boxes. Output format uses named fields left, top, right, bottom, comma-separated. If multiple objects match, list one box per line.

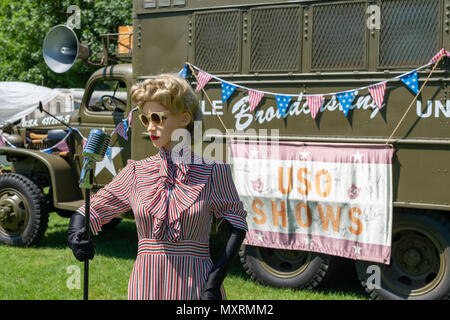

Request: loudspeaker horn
left=43, top=24, right=92, bottom=73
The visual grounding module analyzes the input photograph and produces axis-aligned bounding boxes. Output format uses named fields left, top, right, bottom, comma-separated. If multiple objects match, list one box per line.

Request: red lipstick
left=150, top=135, right=160, bottom=141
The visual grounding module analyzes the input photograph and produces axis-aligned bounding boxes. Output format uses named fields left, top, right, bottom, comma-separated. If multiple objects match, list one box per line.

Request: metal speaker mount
left=43, top=24, right=91, bottom=73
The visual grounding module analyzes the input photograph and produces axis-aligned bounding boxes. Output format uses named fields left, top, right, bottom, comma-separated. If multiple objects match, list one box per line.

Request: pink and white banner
left=228, top=141, right=394, bottom=264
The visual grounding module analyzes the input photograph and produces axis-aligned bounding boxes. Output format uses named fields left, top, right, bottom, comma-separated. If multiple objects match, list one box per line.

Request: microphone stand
left=79, top=156, right=94, bottom=301
left=83, top=166, right=93, bottom=301
left=78, top=128, right=111, bottom=301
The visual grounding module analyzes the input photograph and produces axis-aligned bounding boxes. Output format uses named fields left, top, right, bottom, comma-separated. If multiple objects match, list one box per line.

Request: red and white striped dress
left=76, top=146, right=248, bottom=300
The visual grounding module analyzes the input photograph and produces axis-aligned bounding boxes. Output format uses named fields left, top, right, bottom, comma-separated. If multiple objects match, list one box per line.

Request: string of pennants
left=0, top=107, right=138, bottom=159
left=179, top=48, right=449, bottom=119
left=1, top=49, right=448, bottom=153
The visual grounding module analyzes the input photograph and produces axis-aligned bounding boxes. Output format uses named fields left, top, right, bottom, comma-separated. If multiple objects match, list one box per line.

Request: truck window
left=87, top=79, right=127, bottom=113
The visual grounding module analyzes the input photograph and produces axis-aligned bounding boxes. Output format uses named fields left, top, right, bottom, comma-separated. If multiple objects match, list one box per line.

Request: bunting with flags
left=337, top=91, right=357, bottom=117
left=221, top=82, right=237, bottom=104
left=429, top=48, right=450, bottom=63
left=186, top=48, right=447, bottom=121
left=178, top=64, right=191, bottom=79
left=53, top=138, right=70, bottom=153
left=0, top=133, right=17, bottom=148
left=307, top=95, right=324, bottom=120
left=368, top=82, right=387, bottom=110
left=0, top=134, right=5, bottom=147
left=276, top=95, right=292, bottom=117
left=114, top=119, right=128, bottom=141
left=195, top=71, right=212, bottom=92
left=248, top=89, right=264, bottom=112
left=400, top=71, right=419, bottom=95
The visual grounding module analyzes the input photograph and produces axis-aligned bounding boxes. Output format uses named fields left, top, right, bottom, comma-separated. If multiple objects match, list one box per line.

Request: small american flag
left=195, top=71, right=212, bottom=92
left=248, top=90, right=264, bottom=112
left=306, top=95, right=324, bottom=120
left=429, top=48, right=450, bottom=64
left=368, top=82, right=387, bottom=110
left=54, top=139, right=70, bottom=153
left=0, top=134, right=5, bottom=147
left=115, top=119, right=128, bottom=141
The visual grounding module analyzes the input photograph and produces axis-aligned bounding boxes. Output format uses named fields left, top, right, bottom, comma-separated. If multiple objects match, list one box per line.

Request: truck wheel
left=239, top=245, right=331, bottom=289
left=0, top=173, right=49, bottom=247
left=355, top=211, right=449, bottom=300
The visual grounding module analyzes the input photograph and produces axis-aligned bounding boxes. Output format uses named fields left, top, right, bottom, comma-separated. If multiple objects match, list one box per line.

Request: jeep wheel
left=239, top=245, right=332, bottom=289
left=0, top=173, right=49, bottom=246
left=355, top=211, right=449, bottom=300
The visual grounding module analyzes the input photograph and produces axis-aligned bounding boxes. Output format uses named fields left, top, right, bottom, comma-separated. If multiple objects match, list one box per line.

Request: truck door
left=77, top=76, right=131, bottom=189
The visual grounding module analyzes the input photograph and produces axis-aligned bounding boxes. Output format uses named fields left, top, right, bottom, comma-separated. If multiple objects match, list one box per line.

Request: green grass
left=0, top=213, right=369, bottom=300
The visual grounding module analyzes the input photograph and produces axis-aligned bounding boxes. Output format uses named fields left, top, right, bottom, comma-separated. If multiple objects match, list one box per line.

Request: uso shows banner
left=228, top=141, right=394, bottom=264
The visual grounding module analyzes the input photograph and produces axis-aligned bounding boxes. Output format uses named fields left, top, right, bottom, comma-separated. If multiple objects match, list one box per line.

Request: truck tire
left=239, top=245, right=332, bottom=289
left=355, top=211, right=449, bottom=300
left=0, top=173, right=49, bottom=247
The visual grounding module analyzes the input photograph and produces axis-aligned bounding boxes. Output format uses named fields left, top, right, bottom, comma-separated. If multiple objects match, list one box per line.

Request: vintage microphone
left=79, top=128, right=111, bottom=300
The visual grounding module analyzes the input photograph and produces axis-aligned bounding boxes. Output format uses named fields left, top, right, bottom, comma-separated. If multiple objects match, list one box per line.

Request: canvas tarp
left=0, top=82, right=61, bottom=125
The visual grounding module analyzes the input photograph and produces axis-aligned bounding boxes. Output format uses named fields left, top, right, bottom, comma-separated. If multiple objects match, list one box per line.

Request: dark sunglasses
left=139, top=111, right=172, bottom=127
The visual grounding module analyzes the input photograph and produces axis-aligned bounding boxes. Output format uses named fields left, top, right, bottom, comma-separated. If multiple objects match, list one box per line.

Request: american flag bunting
left=368, top=82, right=387, bottom=110
left=0, top=134, right=5, bottom=147
left=195, top=71, right=212, bottom=92
left=248, top=90, right=264, bottom=112
left=337, top=91, right=357, bottom=117
left=429, top=48, right=450, bottom=64
left=307, top=95, right=324, bottom=120
left=54, top=139, right=70, bottom=153
left=400, top=71, right=419, bottom=95
left=276, top=95, right=292, bottom=117
left=115, top=119, right=128, bottom=141
left=221, top=82, right=237, bottom=104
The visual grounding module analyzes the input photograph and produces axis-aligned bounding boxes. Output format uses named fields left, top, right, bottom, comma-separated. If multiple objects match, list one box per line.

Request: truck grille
left=194, top=10, right=241, bottom=73
left=250, top=6, right=301, bottom=72
left=311, top=2, right=366, bottom=70
left=378, top=0, right=440, bottom=68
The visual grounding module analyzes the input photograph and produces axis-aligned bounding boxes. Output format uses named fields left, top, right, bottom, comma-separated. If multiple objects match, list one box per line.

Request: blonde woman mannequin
left=67, top=74, right=247, bottom=300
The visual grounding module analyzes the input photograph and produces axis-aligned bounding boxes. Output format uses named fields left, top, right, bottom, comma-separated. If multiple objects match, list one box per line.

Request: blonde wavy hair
left=131, top=74, right=203, bottom=139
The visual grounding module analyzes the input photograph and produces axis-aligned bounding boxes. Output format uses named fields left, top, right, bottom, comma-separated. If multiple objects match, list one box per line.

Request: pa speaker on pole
left=43, top=24, right=92, bottom=73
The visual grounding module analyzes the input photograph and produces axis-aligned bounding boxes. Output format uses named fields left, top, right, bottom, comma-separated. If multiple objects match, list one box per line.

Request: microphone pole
left=83, top=170, right=92, bottom=301
left=79, top=129, right=111, bottom=300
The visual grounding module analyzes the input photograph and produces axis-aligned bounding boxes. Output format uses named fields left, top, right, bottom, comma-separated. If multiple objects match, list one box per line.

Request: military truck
left=0, top=0, right=448, bottom=300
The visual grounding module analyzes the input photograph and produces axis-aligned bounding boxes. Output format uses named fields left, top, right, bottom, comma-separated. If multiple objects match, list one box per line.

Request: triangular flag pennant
left=248, top=90, right=264, bottom=112
left=337, top=91, right=357, bottom=117
left=115, top=119, right=128, bottom=141
left=306, top=95, right=324, bottom=120
left=368, top=82, right=387, bottom=110
left=429, top=48, right=450, bottom=64
left=195, top=71, right=212, bottom=92
left=221, top=82, right=237, bottom=104
left=178, top=64, right=191, bottom=79
left=400, top=71, right=419, bottom=95
left=276, top=95, right=292, bottom=117
left=54, top=139, right=70, bottom=153
left=0, top=134, right=5, bottom=147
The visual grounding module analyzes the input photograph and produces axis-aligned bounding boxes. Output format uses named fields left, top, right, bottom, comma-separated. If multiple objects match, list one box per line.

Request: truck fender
left=0, top=147, right=82, bottom=205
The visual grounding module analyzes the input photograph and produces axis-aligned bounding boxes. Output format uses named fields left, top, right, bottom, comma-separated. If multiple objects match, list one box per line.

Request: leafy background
left=0, top=0, right=133, bottom=88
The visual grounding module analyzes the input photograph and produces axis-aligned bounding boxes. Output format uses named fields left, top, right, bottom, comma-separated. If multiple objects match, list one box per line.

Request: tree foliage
left=0, top=0, right=133, bottom=88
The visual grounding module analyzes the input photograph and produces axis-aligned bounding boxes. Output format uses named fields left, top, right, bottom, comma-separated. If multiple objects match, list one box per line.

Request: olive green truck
left=0, top=0, right=448, bottom=300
